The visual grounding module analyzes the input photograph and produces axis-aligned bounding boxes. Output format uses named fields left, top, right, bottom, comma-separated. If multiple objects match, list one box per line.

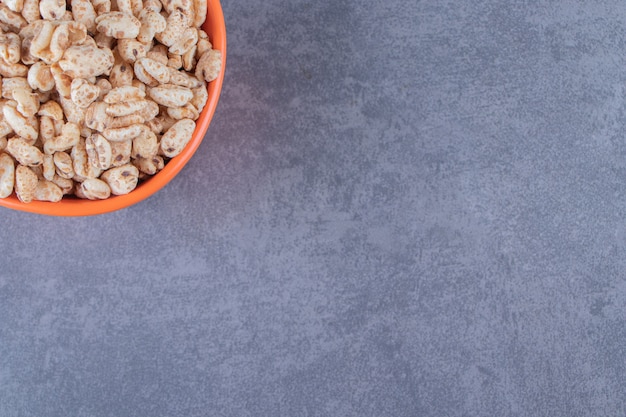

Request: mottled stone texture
left=1, top=0, right=626, bottom=416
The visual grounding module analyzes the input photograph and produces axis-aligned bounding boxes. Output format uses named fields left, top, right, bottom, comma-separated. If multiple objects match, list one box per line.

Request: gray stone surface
left=1, top=0, right=626, bottom=415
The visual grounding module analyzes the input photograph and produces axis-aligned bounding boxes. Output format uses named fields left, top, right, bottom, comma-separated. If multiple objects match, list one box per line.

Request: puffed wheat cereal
left=0, top=0, right=222, bottom=203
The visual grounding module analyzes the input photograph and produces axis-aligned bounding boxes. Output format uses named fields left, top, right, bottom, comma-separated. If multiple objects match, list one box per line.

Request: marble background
left=2, top=0, right=626, bottom=415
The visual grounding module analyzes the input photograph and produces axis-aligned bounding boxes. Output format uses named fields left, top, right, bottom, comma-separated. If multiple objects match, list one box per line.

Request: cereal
left=3, top=100, right=38, bottom=143
left=116, top=39, right=147, bottom=63
left=103, top=85, right=144, bottom=103
left=58, top=44, right=115, bottom=78
left=195, top=48, right=221, bottom=82
left=39, top=0, right=67, bottom=21
left=181, top=44, right=196, bottom=72
left=85, top=132, right=112, bottom=169
left=27, top=61, right=55, bottom=91
left=0, top=4, right=27, bottom=32
left=159, top=118, right=195, bottom=158
left=0, top=0, right=221, bottom=203
left=169, top=27, right=197, bottom=55
left=0, top=57, right=27, bottom=76
left=4, top=0, right=25, bottom=13
left=137, top=57, right=171, bottom=84
left=43, top=121, right=80, bottom=153
left=70, top=78, right=100, bottom=108
left=39, top=115, right=55, bottom=141
left=52, top=150, right=74, bottom=178
left=102, top=123, right=148, bottom=142
left=91, top=0, right=111, bottom=15
left=71, top=137, right=101, bottom=180
left=148, top=84, right=193, bottom=107
left=137, top=9, right=166, bottom=44
left=105, top=99, right=147, bottom=117
left=42, top=153, right=54, bottom=180
left=58, top=95, right=85, bottom=125
left=14, top=164, right=37, bottom=202
left=6, top=137, right=43, bottom=166
left=38, top=100, right=64, bottom=120
left=33, top=178, right=62, bottom=201
left=49, top=62, right=72, bottom=97
left=100, top=163, right=137, bottom=195
left=192, top=0, right=207, bottom=27
left=51, top=173, right=73, bottom=193
left=190, top=85, right=208, bottom=111
left=132, top=58, right=158, bottom=86
left=155, top=10, right=187, bottom=47
left=167, top=52, right=182, bottom=70
left=166, top=103, right=198, bottom=121
left=134, top=154, right=164, bottom=175
left=95, top=12, right=140, bottom=39
left=0, top=152, right=15, bottom=198
left=131, top=128, right=158, bottom=159
left=168, top=68, right=202, bottom=88
left=0, top=32, right=21, bottom=63
left=13, top=88, right=40, bottom=116
left=78, top=177, right=110, bottom=199
left=70, top=0, right=96, bottom=33
left=109, top=139, right=131, bottom=167
left=21, top=0, right=40, bottom=23
left=2, top=77, right=30, bottom=99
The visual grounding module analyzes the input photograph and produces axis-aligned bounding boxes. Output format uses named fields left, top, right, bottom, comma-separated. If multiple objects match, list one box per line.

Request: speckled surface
left=2, top=0, right=626, bottom=415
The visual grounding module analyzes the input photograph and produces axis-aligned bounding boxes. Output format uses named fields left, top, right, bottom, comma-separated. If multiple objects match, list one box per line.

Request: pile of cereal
left=0, top=0, right=222, bottom=202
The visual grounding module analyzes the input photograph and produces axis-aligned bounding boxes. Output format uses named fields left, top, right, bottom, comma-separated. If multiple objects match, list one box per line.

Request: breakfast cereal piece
left=131, top=128, right=157, bottom=159
left=0, top=32, right=21, bottom=64
left=71, top=137, right=101, bottom=180
left=0, top=4, right=27, bottom=32
left=27, top=62, right=55, bottom=91
left=34, top=179, right=62, bottom=201
left=42, top=153, right=55, bottom=180
left=6, top=137, right=43, bottom=166
left=21, top=0, right=40, bottom=23
left=14, top=164, right=37, bottom=202
left=71, top=0, right=97, bottom=33
left=0, top=152, right=15, bottom=198
left=95, top=11, right=141, bottom=39
left=192, top=0, right=206, bottom=27
left=58, top=44, right=115, bottom=78
left=102, top=123, right=149, bottom=142
left=103, top=85, right=145, bottom=103
left=39, top=0, right=66, bottom=20
left=77, top=177, right=111, bottom=199
left=159, top=118, right=195, bottom=157
left=70, top=78, right=100, bottom=108
left=133, top=154, right=163, bottom=175
left=105, top=99, right=146, bottom=117
left=155, top=10, right=187, bottom=47
left=4, top=0, right=25, bottom=12
left=195, top=48, right=221, bottom=82
left=3, top=100, right=38, bottom=143
left=53, top=151, right=74, bottom=178
left=148, top=84, right=193, bottom=107
left=100, top=163, right=138, bottom=194
left=117, top=39, right=148, bottom=63
left=137, top=8, right=166, bottom=44
left=142, top=57, right=173, bottom=84
left=44, top=122, right=80, bottom=154
left=109, top=139, right=131, bottom=167
left=85, top=132, right=112, bottom=169
left=13, top=88, right=39, bottom=117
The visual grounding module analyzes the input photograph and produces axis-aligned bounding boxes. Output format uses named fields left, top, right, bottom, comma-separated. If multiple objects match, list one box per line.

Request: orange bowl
left=0, top=2, right=226, bottom=216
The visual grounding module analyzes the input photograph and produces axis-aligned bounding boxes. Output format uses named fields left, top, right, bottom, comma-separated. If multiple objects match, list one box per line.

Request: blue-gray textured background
left=2, top=0, right=626, bottom=416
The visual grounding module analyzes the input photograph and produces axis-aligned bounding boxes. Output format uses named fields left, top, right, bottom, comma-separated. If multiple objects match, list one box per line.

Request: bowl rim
left=0, top=1, right=227, bottom=217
